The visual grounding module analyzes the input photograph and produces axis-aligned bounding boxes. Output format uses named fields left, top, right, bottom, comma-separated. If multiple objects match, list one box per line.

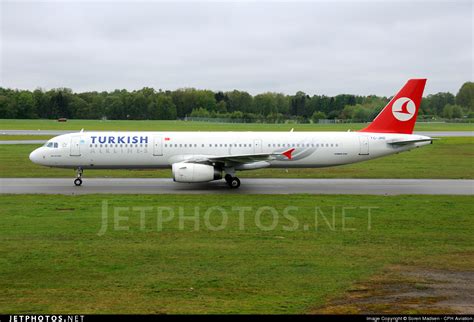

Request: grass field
left=0, top=194, right=472, bottom=314
left=1, top=137, right=472, bottom=179
left=1, top=119, right=473, bottom=131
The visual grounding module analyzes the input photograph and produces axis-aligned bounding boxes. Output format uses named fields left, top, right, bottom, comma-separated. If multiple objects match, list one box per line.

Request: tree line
left=0, top=82, right=472, bottom=123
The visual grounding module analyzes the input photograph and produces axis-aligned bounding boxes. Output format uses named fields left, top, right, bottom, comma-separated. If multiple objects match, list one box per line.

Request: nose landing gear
left=74, top=167, right=83, bottom=186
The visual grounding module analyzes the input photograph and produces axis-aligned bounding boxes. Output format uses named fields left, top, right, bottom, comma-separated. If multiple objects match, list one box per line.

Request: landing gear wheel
left=224, top=174, right=233, bottom=184
left=229, top=177, right=240, bottom=189
left=74, top=167, right=83, bottom=186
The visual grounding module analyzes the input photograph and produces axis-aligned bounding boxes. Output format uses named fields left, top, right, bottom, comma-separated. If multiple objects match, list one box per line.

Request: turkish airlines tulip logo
left=392, top=97, right=416, bottom=121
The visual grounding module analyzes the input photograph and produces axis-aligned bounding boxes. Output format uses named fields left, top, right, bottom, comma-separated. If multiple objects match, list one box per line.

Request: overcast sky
left=1, top=0, right=472, bottom=96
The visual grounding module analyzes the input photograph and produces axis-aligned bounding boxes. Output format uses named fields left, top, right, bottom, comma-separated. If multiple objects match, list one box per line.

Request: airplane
left=29, top=79, right=433, bottom=188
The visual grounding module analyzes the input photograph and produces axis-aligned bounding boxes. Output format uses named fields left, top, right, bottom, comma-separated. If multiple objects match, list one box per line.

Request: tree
left=311, top=111, right=326, bottom=123
left=226, top=90, right=253, bottom=113
left=253, top=93, right=278, bottom=116
left=422, top=92, right=455, bottom=116
left=442, top=104, right=463, bottom=119
left=49, top=88, right=73, bottom=119
left=190, top=107, right=210, bottom=118
left=156, top=95, right=177, bottom=120
left=0, top=94, right=15, bottom=118
left=16, top=91, right=37, bottom=119
left=456, top=82, right=474, bottom=110
left=171, top=89, right=216, bottom=117
left=290, top=91, right=309, bottom=117
left=69, top=96, right=91, bottom=119
left=104, top=96, right=125, bottom=120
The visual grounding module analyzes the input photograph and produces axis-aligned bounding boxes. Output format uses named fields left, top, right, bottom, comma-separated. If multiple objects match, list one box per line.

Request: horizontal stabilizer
left=388, top=138, right=435, bottom=146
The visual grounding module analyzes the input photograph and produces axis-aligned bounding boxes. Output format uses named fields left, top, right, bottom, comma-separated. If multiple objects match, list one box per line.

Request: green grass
left=1, top=137, right=472, bottom=179
left=0, top=194, right=472, bottom=313
left=0, top=119, right=472, bottom=131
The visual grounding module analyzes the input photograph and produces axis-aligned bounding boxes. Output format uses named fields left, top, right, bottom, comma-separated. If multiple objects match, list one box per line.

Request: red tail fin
left=359, top=79, right=427, bottom=134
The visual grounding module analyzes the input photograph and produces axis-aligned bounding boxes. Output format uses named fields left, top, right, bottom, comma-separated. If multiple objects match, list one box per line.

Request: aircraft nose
left=29, top=149, right=41, bottom=164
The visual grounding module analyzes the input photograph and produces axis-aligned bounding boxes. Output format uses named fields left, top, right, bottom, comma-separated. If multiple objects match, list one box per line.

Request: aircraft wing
left=185, top=148, right=295, bottom=165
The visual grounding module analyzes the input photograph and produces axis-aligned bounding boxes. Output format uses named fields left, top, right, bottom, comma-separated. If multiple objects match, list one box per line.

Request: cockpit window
left=44, top=142, right=59, bottom=148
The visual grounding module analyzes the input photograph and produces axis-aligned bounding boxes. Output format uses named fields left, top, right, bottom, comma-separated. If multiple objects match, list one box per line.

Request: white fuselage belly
left=31, top=131, right=431, bottom=169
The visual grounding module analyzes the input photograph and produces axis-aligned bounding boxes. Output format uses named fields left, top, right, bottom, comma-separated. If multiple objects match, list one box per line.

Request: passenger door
left=358, top=136, right=369, bottom=155
left=70, top=136, right=81, bottom=156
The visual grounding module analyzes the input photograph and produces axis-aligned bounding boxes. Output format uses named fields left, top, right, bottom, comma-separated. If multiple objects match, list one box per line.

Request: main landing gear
left=74, top=167, right=83, bottom=186
left=224, top=173, right=241, bottom=189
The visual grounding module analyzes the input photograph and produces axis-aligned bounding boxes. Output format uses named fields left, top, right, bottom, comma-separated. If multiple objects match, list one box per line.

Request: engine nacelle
left=172, top=163, right=222, bottom=183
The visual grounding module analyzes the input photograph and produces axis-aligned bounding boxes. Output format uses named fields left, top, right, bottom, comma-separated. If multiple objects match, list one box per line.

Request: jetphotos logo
left=391, top=97, right=416, bottom=121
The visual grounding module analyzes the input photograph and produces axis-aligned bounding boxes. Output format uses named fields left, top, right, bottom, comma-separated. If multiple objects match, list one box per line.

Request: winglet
left=282, top=148, right=295, bottom=160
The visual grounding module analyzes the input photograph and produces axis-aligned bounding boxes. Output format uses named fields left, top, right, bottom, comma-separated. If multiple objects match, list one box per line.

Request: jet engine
left=172, top=163, right=222, bottom=183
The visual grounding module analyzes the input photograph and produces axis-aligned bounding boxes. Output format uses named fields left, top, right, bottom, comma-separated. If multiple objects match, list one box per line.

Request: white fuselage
left=29, top=131, right=431, bottom=170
